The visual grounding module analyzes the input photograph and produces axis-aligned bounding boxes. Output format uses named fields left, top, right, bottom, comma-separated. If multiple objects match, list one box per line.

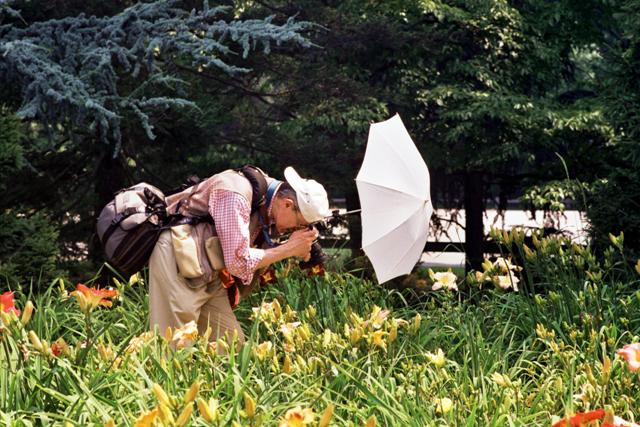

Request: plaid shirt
left=209, top=189, right=265, bottom=285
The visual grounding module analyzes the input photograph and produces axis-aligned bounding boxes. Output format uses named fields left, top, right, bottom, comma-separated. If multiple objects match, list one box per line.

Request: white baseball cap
left=284, top=166, right=330, bottom=223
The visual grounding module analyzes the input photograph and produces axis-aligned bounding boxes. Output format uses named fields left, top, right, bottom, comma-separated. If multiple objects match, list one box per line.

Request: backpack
left=96, top=166, right=268, bottom=278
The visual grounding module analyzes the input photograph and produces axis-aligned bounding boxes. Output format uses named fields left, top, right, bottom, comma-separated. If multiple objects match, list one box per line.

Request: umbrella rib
left=370, top=123, right=428, bottom=197
left=362, top=202, right=426, bottom=255
left=388, top=219, right=430, bottom=277
left=355, top=179, right=426, bottom=204
left=363, top=203, right=430, bottom=283
left=357, top=181, right=426, bottom=247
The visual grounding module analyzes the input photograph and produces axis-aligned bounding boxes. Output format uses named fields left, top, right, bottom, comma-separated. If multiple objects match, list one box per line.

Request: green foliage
left=2, top=238, right=640, bottom=424
left=522, top=179, right=587, bottom=212
left=0, top=110, right=60, bottom=290
left=0, top=110, right=24, bottom=193
left=0, top=211, right=60, bottom=290
left=584, top=0, right=640, bottom=258
left=0, top=0, right=312, bottom=149
left=588, top=173, right=640, bottom=258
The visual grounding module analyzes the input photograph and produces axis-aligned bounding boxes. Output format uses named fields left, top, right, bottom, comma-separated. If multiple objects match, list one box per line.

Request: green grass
left=1, top=230, right=639, bottom=426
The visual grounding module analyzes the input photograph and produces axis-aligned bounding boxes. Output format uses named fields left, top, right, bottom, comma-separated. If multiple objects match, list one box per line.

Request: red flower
left=552, top=409, right=606, bottom=427
left=51, top=342, right=62, bottom=357
left=70, top=284, right=118, bottom=314
left=307, top=264, right=325, bottom=277
left=260, top=268, right=277, bottom=286
left=0, top=291, right=21, bottom=316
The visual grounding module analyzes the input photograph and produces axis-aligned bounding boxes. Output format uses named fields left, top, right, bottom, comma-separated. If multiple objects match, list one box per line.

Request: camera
left=297, top=210, right=348, bottom=269
left=299, top=241, right=330, bottom=269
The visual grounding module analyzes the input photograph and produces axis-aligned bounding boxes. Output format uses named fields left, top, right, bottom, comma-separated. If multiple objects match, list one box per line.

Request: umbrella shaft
left=334, top=209, right=361, bottom=217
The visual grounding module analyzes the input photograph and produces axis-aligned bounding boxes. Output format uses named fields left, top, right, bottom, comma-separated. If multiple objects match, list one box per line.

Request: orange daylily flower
left=134, top=408, right=159, bottom=427
left=260, top=268, right=277, bottom=286
left=617, top=343, right=640, bottom=372
left=552, top=409, right=605, bottom=427
left=70, top=284, right=118, bottom=314
left=307, top=264, right=325, bottom=277
left=0, top=291, right=21, bottom=316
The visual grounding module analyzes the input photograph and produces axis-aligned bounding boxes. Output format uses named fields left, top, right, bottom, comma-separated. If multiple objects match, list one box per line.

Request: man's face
left=274, top=198, right=309, bottom=234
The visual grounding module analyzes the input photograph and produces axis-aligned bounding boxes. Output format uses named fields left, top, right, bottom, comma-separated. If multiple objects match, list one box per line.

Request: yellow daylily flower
left=369, top=330, right=387, bottom=350
left=253, top=341, right=274, bottom=361
left=493, top=257, right=522, bottom=274
left=433, top=397, right=453, bottom=414
left=280, top=322, right=302, bottom=341
left=426, top=348, right=446, bottom=368
left=172, top=321, right=198, bottom=349
left=496, top=273, right=520, bottom=291
left=432, top=271, right=458, bottom=291
left=279, top=406, right=314, bottom=427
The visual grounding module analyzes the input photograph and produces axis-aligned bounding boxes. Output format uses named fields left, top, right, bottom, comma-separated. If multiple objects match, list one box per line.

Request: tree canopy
left=1, top=0, right=639, bottom=283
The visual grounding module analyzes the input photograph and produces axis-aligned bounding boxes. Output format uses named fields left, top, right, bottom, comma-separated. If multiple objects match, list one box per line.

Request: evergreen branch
left=0, top=0, right=312, bottom=152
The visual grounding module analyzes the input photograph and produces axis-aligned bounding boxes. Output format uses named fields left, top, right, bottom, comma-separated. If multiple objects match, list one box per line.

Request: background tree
left=0, top=0, right=311, bottom=285
left=228, top=0, right=615, bottom=272
left=587, top=0, right=640, bottom=258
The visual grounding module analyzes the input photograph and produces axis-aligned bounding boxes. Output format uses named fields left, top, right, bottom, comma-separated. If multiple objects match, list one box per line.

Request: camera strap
left=258, top=179, right=282, bottom=248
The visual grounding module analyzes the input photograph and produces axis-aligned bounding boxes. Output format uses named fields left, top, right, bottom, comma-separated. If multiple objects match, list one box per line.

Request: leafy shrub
left=0, top=112, right=24, bottom=194
left=0, top=210, right=60, bottom=290
left=587, top=167, right=640, bottom=259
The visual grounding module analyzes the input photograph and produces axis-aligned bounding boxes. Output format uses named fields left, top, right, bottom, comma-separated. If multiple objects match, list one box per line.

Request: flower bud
left=158, top=403, right=174, bottom=424
left=283, top=355, right=292, bottom=374
left=183, top=380, right=200, bottom=403
left=28, top=330, right=44, bottom=352
left=244, top=392, right=256, bottom=418
left=197, top=398, right=219, bottom=422
left=389, top=325, right=398, bottom=343
left=176, top=402, right=193, bottom=427
left=318, top=403, right=334, bottom=427
left=21, top=301, right=34, bottom=326
left=153, top=383, right=171, bottom=408
left=365, top=415, right=377, bottom=427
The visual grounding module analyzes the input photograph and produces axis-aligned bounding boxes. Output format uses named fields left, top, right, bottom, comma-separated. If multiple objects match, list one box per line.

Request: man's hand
left=284, top=227, right=318, bottom=261
left=257, top=227, right=319, bottom=269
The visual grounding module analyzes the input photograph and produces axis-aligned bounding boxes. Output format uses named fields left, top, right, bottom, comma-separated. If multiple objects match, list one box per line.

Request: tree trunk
left=464, top=170, right=484, bottom=274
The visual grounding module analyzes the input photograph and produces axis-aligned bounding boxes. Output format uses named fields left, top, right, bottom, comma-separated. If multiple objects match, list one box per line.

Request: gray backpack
left=96, top=183, right=169, bottom=277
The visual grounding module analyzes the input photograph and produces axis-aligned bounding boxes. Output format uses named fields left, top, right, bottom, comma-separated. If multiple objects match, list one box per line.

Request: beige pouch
left=170, top=224, right=204, bottom=279
left=205, top=236, right=226, bottom=270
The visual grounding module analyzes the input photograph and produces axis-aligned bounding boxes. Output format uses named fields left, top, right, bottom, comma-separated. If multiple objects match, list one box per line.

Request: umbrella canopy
left=355, top=114, right=433, bottom=283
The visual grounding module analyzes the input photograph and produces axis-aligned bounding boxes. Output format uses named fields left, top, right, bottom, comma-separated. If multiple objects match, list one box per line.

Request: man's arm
left=209, top=190, right=316, bottom=284
left=210, top=189, right=264, bottom=285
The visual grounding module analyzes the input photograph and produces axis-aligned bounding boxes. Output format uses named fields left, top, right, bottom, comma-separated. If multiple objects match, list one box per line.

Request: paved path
left=421, top=209, right=589, bottom=268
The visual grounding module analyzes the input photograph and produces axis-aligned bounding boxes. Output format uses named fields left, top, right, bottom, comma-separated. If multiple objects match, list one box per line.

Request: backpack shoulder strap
left=236, top=165, right=269, bottom=214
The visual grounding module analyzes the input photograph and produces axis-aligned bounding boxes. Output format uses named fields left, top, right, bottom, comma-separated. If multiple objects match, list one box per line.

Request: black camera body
left=299, top=241, right=329, bottom=269
left=298, top=209, right=349, bottom=268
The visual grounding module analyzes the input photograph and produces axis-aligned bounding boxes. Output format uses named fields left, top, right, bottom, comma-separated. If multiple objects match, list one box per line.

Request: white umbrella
left=355, top=114, right=433, bottom=283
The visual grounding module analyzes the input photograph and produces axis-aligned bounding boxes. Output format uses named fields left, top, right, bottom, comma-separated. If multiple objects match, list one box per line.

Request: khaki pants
left=149, top=231, right=245, bottom=346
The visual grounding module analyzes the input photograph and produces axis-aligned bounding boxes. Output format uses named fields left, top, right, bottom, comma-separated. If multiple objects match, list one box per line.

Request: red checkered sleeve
left=209, top=189, right=265, bottom=285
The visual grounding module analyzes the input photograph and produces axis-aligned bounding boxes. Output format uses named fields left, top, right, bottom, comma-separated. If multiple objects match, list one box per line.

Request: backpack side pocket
left=170, top=224, right=205, bottom=279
